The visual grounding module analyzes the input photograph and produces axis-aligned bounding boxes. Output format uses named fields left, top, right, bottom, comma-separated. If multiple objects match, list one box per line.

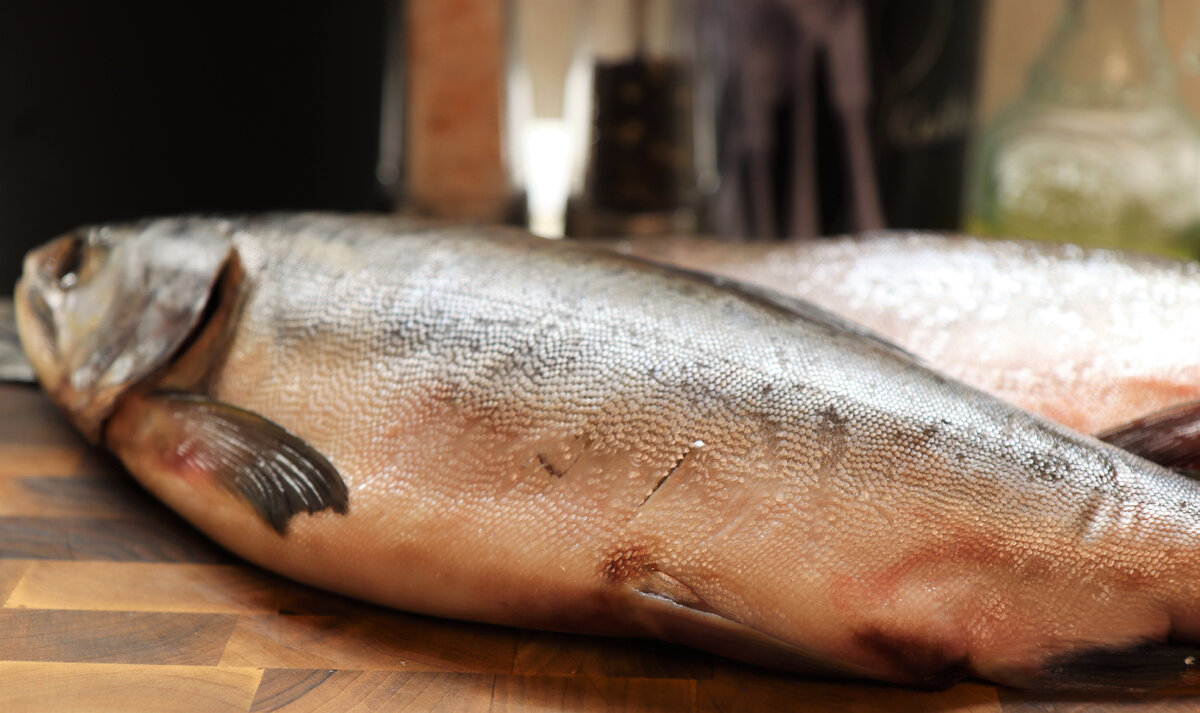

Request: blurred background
left=0, top=1, right=391, bottom=292
left=4, top=0, right=1200, bottom=292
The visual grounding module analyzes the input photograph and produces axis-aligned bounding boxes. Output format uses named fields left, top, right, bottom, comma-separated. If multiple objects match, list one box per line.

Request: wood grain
left=0, top=446, right=84, bottom=479
left=491, top=675, right=698, bottom=713
left=7, top=562, right=281, bottom=612
left=0, top=609, right=237, bottom=665
left=0, top=515, right=228, bottom=562
left=0, top=473, right=160, bottom=518
left=4, top=382, right=1200, bottom=711
left=251, top=670, right=498, bottom=713
left=0, top=559, right=31, bottom=603
left=513, top=629, right=713, bottom=679
left=0, top=661, right=262, bottom=713
left=220, top=611, right=518, bottom=672
left=0, top=385, right=76, bottom=447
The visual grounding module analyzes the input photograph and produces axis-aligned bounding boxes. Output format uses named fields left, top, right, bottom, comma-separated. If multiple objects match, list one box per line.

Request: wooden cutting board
left=2, top=382, right=1199, bottom=712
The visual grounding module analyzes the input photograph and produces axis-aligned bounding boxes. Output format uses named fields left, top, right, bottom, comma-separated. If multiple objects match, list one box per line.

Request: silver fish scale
left=17, top=215, right=1149, bottom=696
left=615, top=232, right=1200, bottom=438
left=27, top=213, right=1200, bottom=686
left=220, top=215, right=1200, bottom=544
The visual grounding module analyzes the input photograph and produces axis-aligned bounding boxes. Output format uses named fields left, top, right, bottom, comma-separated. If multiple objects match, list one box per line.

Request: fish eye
left=52, top=235, right=84, bottom=289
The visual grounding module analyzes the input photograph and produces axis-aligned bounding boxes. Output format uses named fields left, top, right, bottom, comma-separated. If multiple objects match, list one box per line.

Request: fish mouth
left=15, top=230, right=108, bottom=439
left=14, top=232, right=87, bottom=390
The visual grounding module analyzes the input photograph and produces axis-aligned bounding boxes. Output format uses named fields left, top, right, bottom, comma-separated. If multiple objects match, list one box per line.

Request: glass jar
left=965, top=0, right=1200, bottom=258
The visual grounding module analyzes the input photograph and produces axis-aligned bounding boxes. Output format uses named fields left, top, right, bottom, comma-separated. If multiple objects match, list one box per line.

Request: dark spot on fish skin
left=761, top=383, right=773, bottom=395
left=817, top=405, right=846, bottom=428
left=426, top=377, right=462, bottom=406
left=602, top=545, right=655, bottom=583
left=894, top=423, right=941, bottom=456
left=533, top=437, right=590, bottom=480
left=852, top=627, right=969, bottom=689
left=536, top=453, right=564, bottom=478
left=1029, top=452, right=1069, bottom=483
left=471, top=315, right=526, bottom=330
left=1101, top=452, right=1122, bottom=488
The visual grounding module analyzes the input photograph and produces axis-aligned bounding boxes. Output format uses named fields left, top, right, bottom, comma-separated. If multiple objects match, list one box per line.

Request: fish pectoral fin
left=143, top=391, right=349, bottom=535
left=622, top=574, right=877, bottom=681
left=0, top=299, right=35, bottom=384
left=1099, top=401, right=1200, bottom=470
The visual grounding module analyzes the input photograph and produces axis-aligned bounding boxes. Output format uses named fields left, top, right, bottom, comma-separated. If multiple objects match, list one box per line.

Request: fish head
left=15, top=217, right=234, bottom=442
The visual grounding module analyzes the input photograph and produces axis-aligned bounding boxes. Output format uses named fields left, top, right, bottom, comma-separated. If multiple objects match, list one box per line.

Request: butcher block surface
left=1, top=382, right=1199, bottom=712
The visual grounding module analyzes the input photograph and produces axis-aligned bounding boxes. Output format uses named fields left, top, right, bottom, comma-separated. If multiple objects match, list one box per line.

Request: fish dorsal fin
left=0, top=299, right=34, bottom=383
left=142, top=392, right=349, bottom=534
left=1098, top=401, right=1200, bottom=470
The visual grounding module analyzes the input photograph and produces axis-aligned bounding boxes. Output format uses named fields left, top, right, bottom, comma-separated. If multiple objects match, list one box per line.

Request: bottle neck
left=1028, top=0, right=1176, bottom=106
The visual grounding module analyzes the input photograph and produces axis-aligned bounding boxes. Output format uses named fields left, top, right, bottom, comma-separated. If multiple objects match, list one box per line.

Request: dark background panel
left=0, top=1, right=391, bottom=292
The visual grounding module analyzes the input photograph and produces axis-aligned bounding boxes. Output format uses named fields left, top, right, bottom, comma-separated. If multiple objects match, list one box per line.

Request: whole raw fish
left=13, top=214, right=1200, bottom=689
left=609, top=234, right=1200, bottom=445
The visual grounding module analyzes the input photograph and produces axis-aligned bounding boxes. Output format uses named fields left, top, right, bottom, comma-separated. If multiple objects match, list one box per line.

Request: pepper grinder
left=564, top=0, right=710, bottom=237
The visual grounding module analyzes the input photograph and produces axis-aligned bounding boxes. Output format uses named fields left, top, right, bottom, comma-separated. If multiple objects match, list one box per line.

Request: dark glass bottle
left=563, top=0, right=708, bottom=236
left=865, top=0, right=982, bottom=231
